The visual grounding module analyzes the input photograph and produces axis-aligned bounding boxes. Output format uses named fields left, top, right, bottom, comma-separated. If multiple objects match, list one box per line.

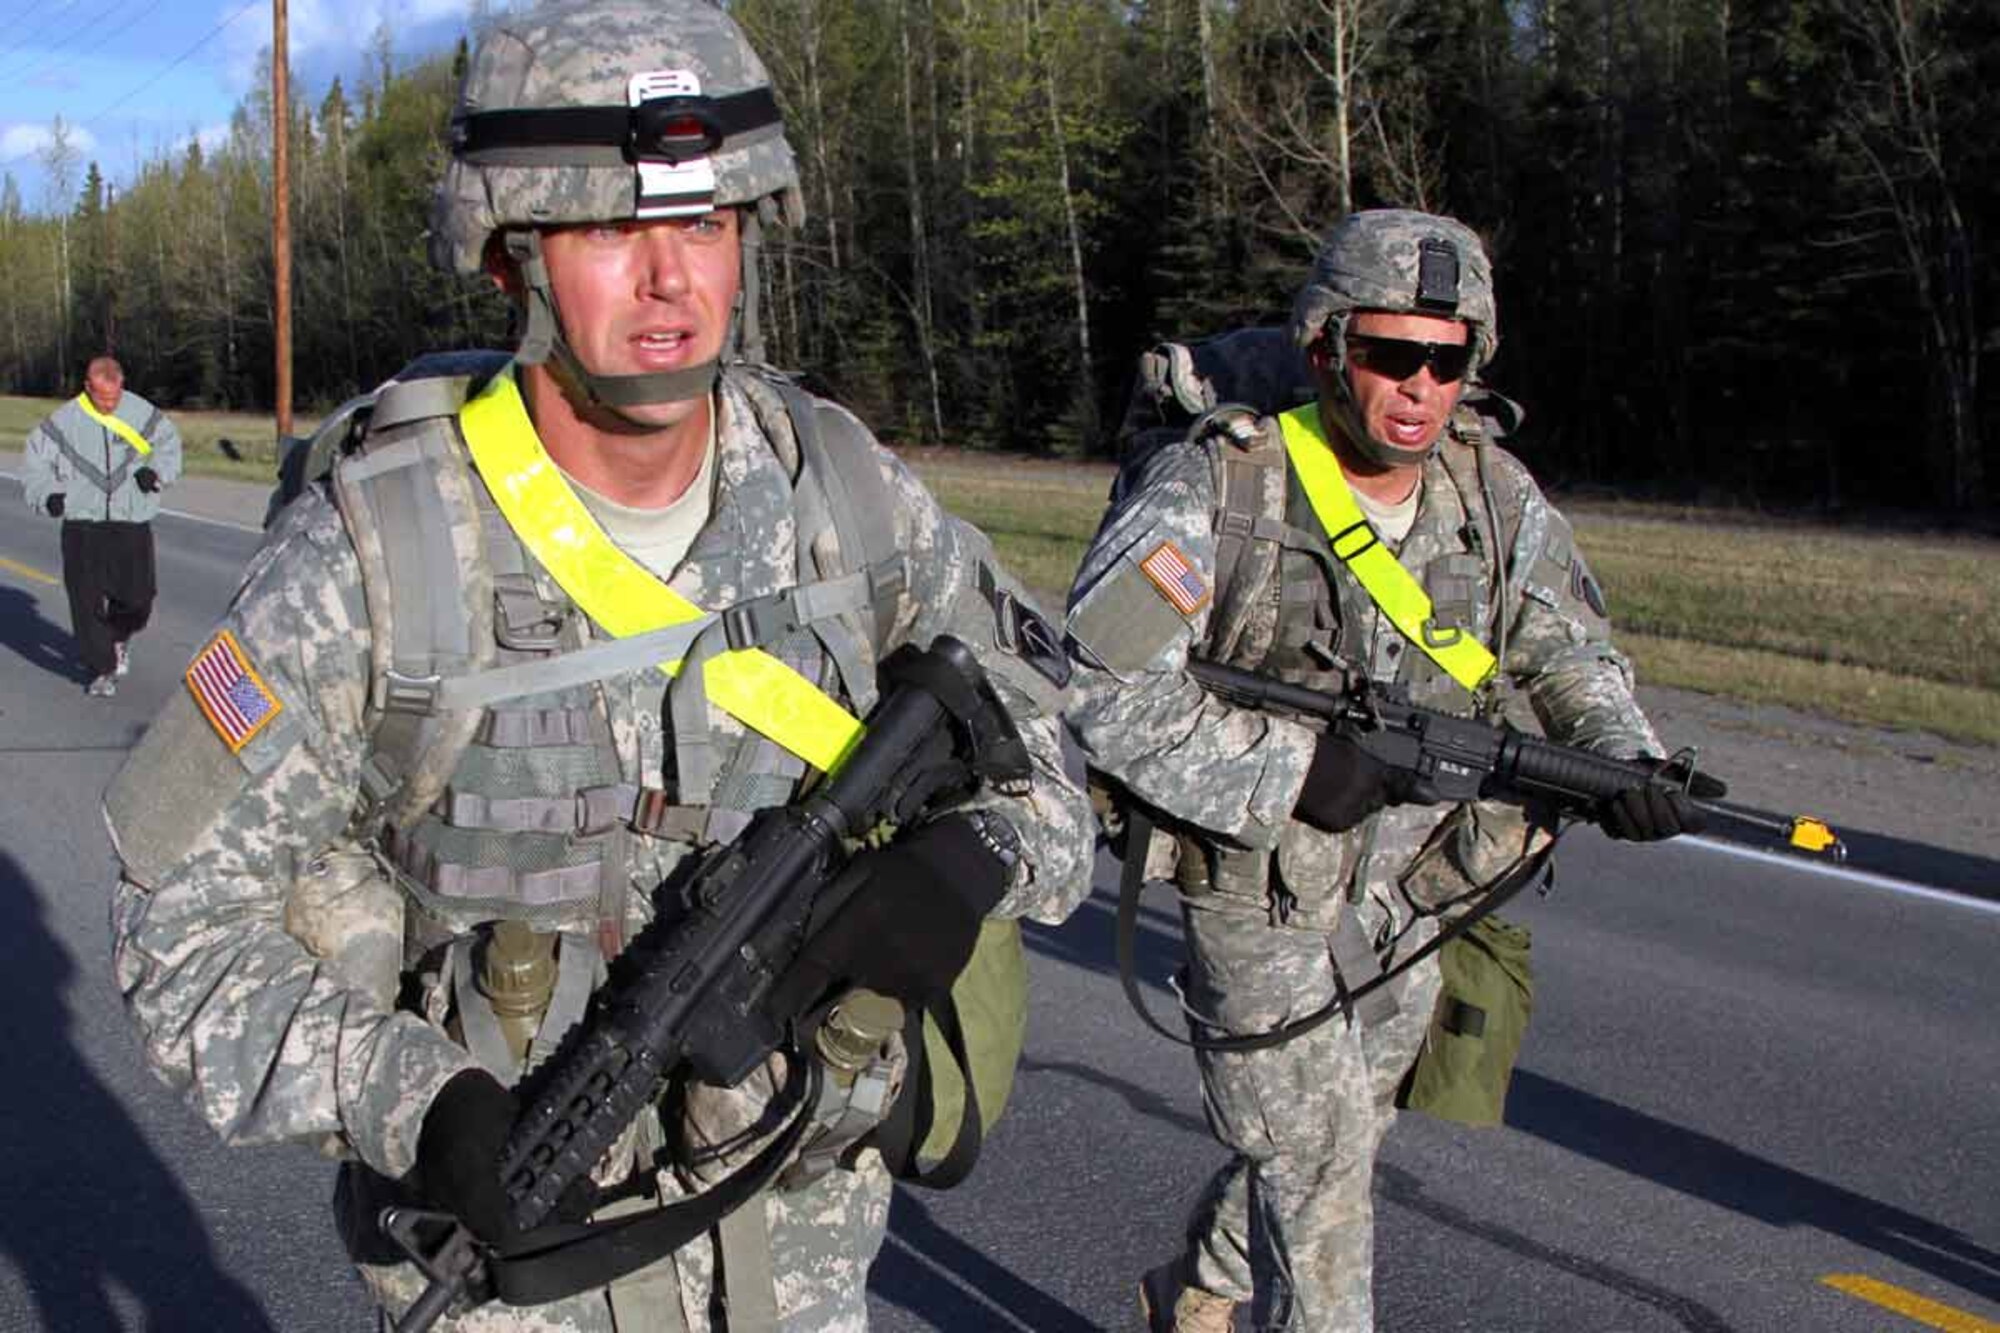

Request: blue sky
left=0, top=0, right=510, bottom=209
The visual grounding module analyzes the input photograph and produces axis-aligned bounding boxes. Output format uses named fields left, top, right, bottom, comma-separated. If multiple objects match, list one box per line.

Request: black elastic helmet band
left=452, top=88, right=783, bottom=166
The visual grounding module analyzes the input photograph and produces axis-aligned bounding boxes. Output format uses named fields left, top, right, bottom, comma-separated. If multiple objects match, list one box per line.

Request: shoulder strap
left=772, top=377, right=906, bottom=650
left=332, top=362, right=505, bottom=833
left=1205, top=413, right=1290, bottom=664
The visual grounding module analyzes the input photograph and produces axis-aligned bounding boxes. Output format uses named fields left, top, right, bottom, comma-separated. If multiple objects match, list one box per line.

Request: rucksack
left=270, top=352, right=1024, bottom=1185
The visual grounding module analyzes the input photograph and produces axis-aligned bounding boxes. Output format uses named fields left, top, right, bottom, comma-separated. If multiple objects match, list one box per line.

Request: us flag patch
left=1139, top=541, right=1210, bottom=616
left=186, top=630, right=283, bottom=753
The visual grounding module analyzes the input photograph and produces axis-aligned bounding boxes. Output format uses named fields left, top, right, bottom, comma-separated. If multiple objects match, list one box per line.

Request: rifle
left=1108, top=658, right=1843, bottom=1060
left=1186, top=657, right=1844, bottom=858
left=386, top=635, right=1031, bottom=1331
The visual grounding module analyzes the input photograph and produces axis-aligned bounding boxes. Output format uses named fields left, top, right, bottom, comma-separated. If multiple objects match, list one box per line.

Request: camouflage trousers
left=1176, top=890, right=1440, bottom=1332
left=342, top=1149, right=894, bottom=1332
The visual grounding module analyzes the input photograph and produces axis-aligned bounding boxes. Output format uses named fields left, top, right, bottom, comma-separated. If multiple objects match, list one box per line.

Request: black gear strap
left=453, top=90, right=784, bottom=165
left=1113, top=803, right=1553, bottom=1054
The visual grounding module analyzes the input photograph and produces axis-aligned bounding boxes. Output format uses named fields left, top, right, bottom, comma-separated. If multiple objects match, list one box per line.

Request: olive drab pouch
left=1396, top=913, right=1533, bottom=1126
left=873, top=916, right=1029, bottom=1188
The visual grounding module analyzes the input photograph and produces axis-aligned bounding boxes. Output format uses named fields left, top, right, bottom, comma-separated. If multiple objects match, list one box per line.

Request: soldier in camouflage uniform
left=1063, top=210, right=1702, bottom=1332
left=103, top=3, right=1093, bottom=1330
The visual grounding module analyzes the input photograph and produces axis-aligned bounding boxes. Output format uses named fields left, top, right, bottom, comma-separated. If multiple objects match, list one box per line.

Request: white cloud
left=218, top=0, right=511, bottom=94
left=1, top=121, right=99, bottom=162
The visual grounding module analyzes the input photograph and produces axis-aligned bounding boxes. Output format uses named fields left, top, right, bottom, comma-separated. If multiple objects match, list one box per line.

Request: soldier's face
left=1333, top=310, right=1469, bottom=462
left=85, top=367, right=124, bottom=414
left=539, top=208, right=742, bottom=429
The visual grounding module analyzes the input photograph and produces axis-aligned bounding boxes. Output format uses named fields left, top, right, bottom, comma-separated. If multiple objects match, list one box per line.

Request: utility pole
left=106, top=181, right=118, bottom=354
left=273, top=0, right=294, bottom=439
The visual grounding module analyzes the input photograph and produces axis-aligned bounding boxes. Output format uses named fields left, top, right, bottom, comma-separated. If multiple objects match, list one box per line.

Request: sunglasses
left=1345, top=333, right=1474, bottom=384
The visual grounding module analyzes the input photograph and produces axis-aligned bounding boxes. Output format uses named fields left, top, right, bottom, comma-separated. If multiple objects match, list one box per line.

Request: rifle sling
left=872, top=991, right=985, bottom=1189
left=1115, top=805, right=1551, bottom=1054
left=483, top=1056, right=819, bottom=1307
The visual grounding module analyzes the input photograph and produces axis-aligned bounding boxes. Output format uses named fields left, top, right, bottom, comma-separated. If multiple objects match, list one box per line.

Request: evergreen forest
left=1, top=0, right=1994, bottom=513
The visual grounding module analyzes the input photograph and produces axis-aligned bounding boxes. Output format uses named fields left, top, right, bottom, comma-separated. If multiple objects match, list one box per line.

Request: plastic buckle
left=720, top=595, right=795, bottom=652
left=380, top=670, right=443, bottom=715
left=721, top=603, right=760, bottom=652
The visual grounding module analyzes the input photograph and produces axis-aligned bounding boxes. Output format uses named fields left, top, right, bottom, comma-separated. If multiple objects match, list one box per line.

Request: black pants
left=60, top=520, right=156, bottom=678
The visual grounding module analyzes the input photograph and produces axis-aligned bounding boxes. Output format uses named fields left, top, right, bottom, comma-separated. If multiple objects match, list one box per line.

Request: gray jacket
left=22, top=391, right=182, bottom=522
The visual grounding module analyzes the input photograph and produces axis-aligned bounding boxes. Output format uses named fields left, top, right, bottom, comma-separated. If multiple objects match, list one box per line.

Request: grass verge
left=1, top=394, right=312, bottom=485
left=8, top=393, right=1993, bottom=746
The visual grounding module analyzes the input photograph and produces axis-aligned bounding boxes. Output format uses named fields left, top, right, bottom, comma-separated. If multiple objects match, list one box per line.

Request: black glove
left=45, top=493, right=65, bottom=518
left=134, top=466, right=160, bottom=493
left=412, top=1067, right=607, bottom=1245
left=1598, top=761, right=1721, bottom=841
left=1292, top=731, right=1405, bottom=833
left=790, top=813, right=1013, bottom=1007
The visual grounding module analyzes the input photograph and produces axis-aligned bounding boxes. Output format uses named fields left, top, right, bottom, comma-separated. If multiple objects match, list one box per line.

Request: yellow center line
left=0, top=555, right=60, bottom=586
left=1822, top=1274, right=2000, bottom=1332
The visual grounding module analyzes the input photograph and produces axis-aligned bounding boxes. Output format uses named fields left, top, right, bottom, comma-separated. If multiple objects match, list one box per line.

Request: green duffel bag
left=1397, top=913, right=1534, bottom=1127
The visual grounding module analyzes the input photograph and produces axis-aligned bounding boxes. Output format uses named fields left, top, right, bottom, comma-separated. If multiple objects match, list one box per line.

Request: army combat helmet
left=431, top=0, right=803, bottom=415
left=1288, top=209, right=1497, bottom=468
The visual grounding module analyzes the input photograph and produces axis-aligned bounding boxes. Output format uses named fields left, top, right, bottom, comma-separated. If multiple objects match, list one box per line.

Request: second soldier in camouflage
left=1065, top=209, right=1699, bottom=1332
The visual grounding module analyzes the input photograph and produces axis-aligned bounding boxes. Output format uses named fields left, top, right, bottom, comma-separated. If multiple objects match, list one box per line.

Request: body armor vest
left=322, top=360, right=905, bottom=1083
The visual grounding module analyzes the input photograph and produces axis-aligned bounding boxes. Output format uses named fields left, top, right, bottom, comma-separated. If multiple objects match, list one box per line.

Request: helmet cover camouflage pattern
left=1288, top=210, right=1499, bottom=373
left=431, top=0, right=803, bottom=275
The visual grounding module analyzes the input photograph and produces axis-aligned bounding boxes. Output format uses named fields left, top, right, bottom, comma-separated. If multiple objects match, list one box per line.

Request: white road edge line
left=0, top=467, right=262, bottom=534
left=1686, top=834, right=2000, bottom=915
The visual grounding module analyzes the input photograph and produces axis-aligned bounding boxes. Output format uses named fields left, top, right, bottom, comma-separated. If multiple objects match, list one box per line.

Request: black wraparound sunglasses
left=1345, top=333, right=1474, bottom=384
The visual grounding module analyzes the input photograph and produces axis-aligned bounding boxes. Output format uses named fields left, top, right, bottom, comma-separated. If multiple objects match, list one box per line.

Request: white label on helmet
left=628, top=70, right=718, bottom=220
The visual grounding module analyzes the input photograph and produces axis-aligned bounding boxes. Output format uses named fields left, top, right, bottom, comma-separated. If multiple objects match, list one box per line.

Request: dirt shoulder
left=1639, top=683, right=2000, bottom=863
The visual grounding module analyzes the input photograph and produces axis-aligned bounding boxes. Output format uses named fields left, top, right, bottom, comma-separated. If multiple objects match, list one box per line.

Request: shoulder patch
left=1139, top=541, right=1211, bottom=616
left=186, top=630, right=285, bottom=753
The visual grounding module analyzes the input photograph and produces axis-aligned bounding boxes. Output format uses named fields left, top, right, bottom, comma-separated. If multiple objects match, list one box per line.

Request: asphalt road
left=1, top=477, right=1995, bottom=1333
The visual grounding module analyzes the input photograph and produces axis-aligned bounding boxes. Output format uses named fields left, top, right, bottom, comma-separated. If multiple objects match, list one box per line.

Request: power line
left=1, top=0, right=262, bottom=169
left=0, top=0, right=165, bottom=89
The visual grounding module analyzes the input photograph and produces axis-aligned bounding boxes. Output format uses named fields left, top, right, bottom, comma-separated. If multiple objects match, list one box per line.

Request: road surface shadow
left=1508, top=1070, right=2000, bottom=1305
left=1022, top=880, right=1184, bottom=996
left=1015, top=1054, right=1208, bottom=1138
left=0, top=584, right=91, bottom=686
left=0, top=851, right=275, bottom=1330
left=1377, top=1161, right=1740, bottom=1331
left=873, top=1191, right=1098, bottom=1332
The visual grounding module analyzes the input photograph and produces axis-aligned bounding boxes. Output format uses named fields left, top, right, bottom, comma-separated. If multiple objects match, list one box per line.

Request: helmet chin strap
left=504, top=231, right=718, bottom=424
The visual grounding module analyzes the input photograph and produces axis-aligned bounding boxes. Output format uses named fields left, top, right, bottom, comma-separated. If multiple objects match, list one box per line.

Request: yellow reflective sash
left=459, top=372, right=863, bottom=773
left=1278, top=404, right=1497, bottom=692
left=75, top=393, right=153, bottom=456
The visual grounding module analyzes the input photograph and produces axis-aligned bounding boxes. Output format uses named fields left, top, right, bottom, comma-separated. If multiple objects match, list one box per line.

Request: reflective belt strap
left=459, top=372, right=864, bottom=774
left=1278, top=404, right=1497, bottom=692
left=74, top=393, right=154, bottom=456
